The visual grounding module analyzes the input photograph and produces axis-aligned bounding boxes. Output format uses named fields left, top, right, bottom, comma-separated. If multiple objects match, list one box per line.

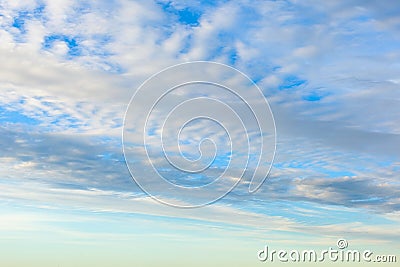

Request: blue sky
left=0, top=0, right=399, bottom=266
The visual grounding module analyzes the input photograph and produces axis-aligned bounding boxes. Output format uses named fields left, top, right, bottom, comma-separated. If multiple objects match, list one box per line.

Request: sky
left=0, top=0, right=399, bottom=266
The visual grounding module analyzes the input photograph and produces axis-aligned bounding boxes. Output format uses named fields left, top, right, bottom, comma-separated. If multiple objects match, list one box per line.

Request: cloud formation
left=0, top=0, right=399, bottom=252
